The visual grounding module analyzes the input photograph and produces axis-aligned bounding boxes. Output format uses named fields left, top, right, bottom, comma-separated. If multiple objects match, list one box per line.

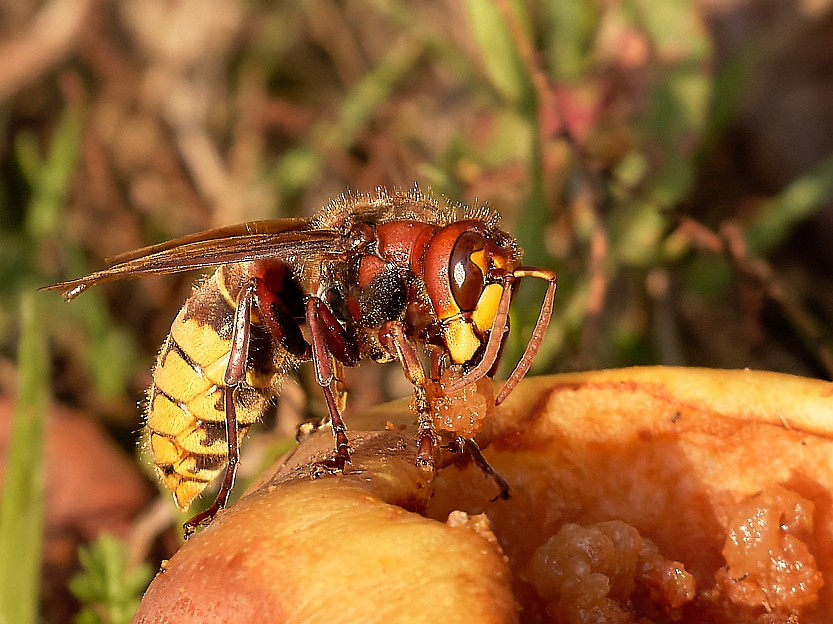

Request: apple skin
left=133, top=394, right=517, bottom=624
left=134, top=367, right=833, bottom=623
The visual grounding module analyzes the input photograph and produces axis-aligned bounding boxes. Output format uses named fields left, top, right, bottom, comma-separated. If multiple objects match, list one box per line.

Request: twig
left=493, top=0, right=559, bottom=143
left=126, top=498, right=175, bottom=569
left=574, top=198, right=610, bottom=369
left=674, top=217, right=833, bottom=380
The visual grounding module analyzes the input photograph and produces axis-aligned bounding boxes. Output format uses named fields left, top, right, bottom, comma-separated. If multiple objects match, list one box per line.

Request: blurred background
left=1, top=0, right=833, bottom=621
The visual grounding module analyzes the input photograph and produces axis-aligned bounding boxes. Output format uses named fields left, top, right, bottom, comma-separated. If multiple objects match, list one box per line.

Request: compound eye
left=449, top=232, right=485, bottom=313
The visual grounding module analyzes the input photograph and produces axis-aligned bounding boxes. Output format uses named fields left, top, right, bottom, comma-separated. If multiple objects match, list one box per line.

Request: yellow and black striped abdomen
left=145, top=266, right=281, bottom=510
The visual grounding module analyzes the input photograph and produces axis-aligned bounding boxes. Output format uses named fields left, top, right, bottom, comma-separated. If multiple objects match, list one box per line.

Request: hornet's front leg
left=430, top=349, right=511, bottom=501
left=379, top=320, right=437, bottom=474
left=447, top=436, right=510, bottom=501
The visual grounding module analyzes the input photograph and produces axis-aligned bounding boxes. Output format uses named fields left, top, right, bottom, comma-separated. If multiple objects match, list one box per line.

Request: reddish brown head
left=421, top=221, right=518, bottom=365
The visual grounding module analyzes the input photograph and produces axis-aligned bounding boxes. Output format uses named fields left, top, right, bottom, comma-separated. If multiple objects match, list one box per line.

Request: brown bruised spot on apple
left=134, top=368, right=833, bottom=624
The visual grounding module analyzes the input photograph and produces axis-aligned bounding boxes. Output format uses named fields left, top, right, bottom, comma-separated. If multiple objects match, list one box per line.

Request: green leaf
left=744, top=153, right=833, bottom=254
left=0, top=294, right=49, bottom=624
left=68, top=534, right=153, bottom=624
left=630, top=0, right=709, bottom=61
left=464, top=0, right=531, bottom=106
left=275, top=36, right=423, bottom=194
left=20, top=106, right=83, bottom=242
left=542, top=0, right=601, bottom=80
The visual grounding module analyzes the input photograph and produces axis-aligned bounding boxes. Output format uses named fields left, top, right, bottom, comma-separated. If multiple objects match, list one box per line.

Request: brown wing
left=106, top=218, right=311, bottom=263
left=42, top=220, right=345, bottom=302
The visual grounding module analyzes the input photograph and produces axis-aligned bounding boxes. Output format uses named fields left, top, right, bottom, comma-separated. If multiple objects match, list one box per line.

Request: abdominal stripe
left=168, top=336, right=205, bottom=376
left=149, top=384, right=256, bottom=459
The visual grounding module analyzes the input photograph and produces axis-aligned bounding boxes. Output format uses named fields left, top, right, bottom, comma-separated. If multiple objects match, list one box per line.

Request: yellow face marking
left=471, top=283, right=504, bottom=333
left=444, top=318, right=481, bottom=364
left=470, top=249, right=488, bottom=273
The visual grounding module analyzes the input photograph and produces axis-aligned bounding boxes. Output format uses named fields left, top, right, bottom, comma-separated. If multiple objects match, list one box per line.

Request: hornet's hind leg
left=183, top=280, right=255, bottom=537
left=305, top=297, right=360, bottom=469
left=183, top=273, right=314, bottom=537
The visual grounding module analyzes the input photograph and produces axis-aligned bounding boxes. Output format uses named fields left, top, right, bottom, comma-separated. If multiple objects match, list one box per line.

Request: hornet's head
left=422, top=221, right=520, bottom=366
